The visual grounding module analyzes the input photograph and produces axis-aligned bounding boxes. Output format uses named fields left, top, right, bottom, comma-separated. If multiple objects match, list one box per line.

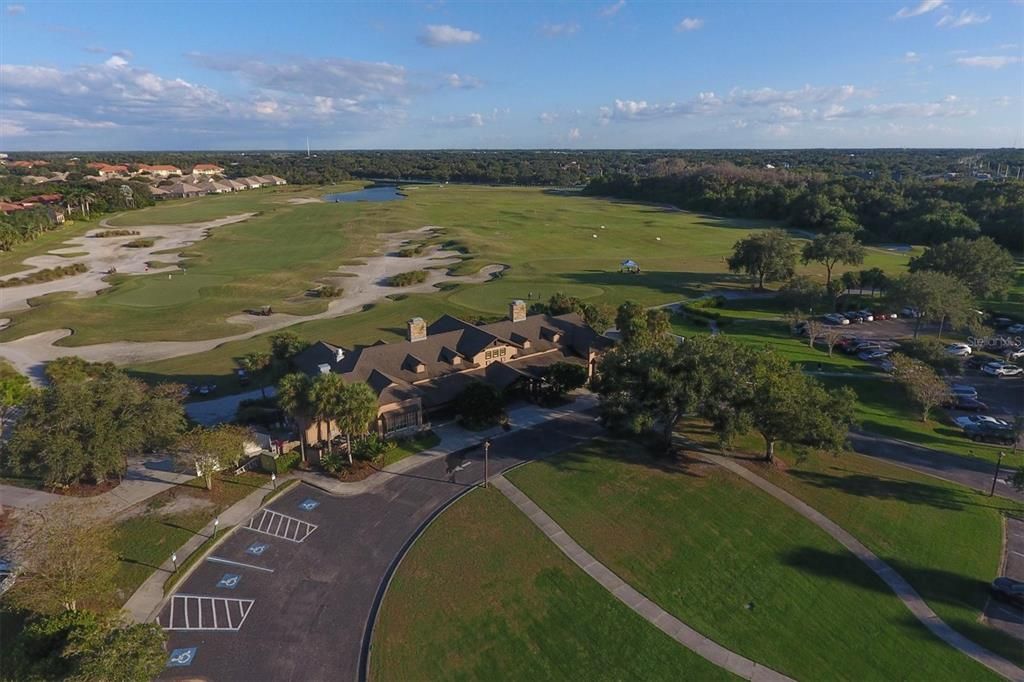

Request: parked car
left=901, top=307, right=922, bottom=318
left=843, top=312, right=863, bottom=324
left=949, top=384, right=979, bottom=399
left=858, top=310, right=875, bottom=322
left=990, top=577, right=1024, bottom=608
left=947, top=395, right=988, bottom=412
left=945, top=343, right=972, bottom=357
left=1007, top=323, right=1024, bottom=334
left=992, top=317, right=1014, bottom=329
left=963, top=421, right=1016, bottom=445
left=858, top=350, right=889, bottom=361
left=235, top=368, right=250, bottom=385
left=983, top=361, right=1024, bottom=378
left=953, top=414, right=1009, bottom=429
left=824, top=313, right=849, bottom=326
left=1004, top=347, right=1024, bottom=361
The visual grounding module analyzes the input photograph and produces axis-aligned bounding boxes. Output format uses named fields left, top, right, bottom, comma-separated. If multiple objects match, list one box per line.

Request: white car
left=858, top=310, right=874, bottom=322
left=950, top=384, right=979, bottom=399
left=824, top=313, right=850, bottom=325
left=945, top=343, right=972, bottom=357
left=1005, top=348, right=1024, bottom=361
left=953, top=414, right=1011, bottom=429
left=983, top=362, right=1023, bottom=378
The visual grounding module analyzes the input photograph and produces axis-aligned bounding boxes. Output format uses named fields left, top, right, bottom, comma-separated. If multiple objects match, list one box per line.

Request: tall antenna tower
left=306, top=137, right=311, bottom=158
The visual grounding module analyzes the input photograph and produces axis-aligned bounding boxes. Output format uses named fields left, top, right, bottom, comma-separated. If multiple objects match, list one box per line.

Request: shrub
left=317, top=285, right=342, bottom=298
left=320, top=450, right=344, bottom=473
left=899, top=338, right=961, bottom=374
left=274, top=450, right=301, bottom=474
left=397, top=244, right=425, bottom=257
left=545, top=362, right=589, bottom=396
left=0, top=263, right=88, bottom=288
left=353, top=433, right=395, bottom=462
left=122, top=238, right=156, bottom=248
left=92, top=229, right=139, bottom=238
left=456, top=381, right=504, bottom=429
left=386, top=270, right=428, bottom=287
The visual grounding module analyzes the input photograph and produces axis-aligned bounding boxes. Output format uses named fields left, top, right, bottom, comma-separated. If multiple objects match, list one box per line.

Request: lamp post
left=991, top=451, right=1006, bottom=497
left=213, top=516, right=220, bottom=540
left=483, top=439, right=491, bottom=489
left=171, top=552, right=177, bottom=572
left=271, top=473, right=277, bottom=489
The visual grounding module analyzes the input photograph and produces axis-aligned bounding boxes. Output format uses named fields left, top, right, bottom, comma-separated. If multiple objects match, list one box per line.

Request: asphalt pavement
left=984, top=515, right=1024, bottom=640
left=158, top=408, right=603, bottom=682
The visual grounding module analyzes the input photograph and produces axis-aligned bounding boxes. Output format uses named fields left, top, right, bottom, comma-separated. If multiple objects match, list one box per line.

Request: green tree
left=309, top=372, right=345, bottom=450
left=889, top=353, right=950, bottom=422
left=174, top=425, right=251, bottom=490
left=726, top=229, right=798, bottom=290
left=6, top=499, right=117, bottom=613
left=778, top=275, right=826, bottom=312
left=544, top=362, right=589, bottom=397
left=580, top=302, right=615, bottom=332
left=891, top=271, right=976, bottom=339
left=908, top=236, right=1015, bottom=300
left=547, top=291, right=581, bottom=315
left=277, top=372, right=313, bottom=460
left=65, top=615, right=166, bottom=682
left=0, top=360, right=32, bottom=438
left=269, top=330, right=309, bottom=369
left=332, top=381, right=378, bottom=465
left=456, top=381, right=505, bottom=430
left=3, top=361, right=185, bottom=487
left=615, top=301, right=671, bottom=351
left=239, top=351, right=272, bottom=398
left=801, top=232, right=865, bottom=288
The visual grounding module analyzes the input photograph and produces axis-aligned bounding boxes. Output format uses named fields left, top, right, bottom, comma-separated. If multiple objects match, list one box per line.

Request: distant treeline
left=583, top=164, right=1023, bottom=250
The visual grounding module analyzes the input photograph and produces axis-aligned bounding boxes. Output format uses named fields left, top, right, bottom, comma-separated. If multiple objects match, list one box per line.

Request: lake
left=323, top=185, right=405, bottom=203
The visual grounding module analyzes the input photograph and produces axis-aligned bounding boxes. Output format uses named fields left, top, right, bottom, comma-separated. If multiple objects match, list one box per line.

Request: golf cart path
left=0, top=225, right=504, bottom=380
left=689, top=446, right=1024, bottom=681
left=492, top=474, right=794, bottom=682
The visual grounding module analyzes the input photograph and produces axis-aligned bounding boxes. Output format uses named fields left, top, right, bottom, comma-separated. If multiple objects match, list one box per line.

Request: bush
left=0, top=263, right=87, bottom=288
left=456, top=381, right=504, bottom=430
left=320, top=450, right=344, bottom=473
left=899, top=338, right=961, bottom=374
left=317, top=285, right=342, bottom=298
left=274, top=450, right=301, bottom=474
left=92, top=229, right=139, bottom=237
left=386, top=270, right=428, bottom=287
left=545, top=362, right=589, bottom=397
left=397, top=244, right=425, bottom=257
left=122, top=238, right=156, bottom=248
left=353, top=433, right=395, bottom=462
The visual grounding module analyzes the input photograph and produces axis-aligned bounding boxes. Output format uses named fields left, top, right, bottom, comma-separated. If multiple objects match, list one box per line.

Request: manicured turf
left=371, top=487, right=736, bottom=682
left=377, top=431, right=441, bottom=468
left=0, top=184, right=912, bottom=346
left=506, top=438, right=999, bottom=681
left=109, top=472, right=268, bottom=606
left=679, top=420, right=1024, bottom=665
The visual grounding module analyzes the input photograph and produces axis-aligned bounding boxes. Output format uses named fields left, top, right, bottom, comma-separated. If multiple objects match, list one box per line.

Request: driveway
left=848, top=431, right=1023, bottom=502
left=984, top=515, right=1024, bottom=640
left=158, top=408, right=604, bottom=681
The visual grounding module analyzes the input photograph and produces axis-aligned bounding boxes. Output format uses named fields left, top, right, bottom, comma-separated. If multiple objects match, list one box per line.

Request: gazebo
left=619, top=259, right=640, bottom=274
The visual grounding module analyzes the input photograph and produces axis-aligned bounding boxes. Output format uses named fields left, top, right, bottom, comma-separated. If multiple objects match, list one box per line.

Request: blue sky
left=1, top=0, right=1021, bottom=150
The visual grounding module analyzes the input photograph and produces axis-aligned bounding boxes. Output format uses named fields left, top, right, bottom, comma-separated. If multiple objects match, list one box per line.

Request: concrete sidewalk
left=123, top=475, right=293, bottom=623
left=295, top=393, right=598, bottom=496
left=692, top=448, right=1024, bottom=682
left=492, top=474, right=792, bottom=682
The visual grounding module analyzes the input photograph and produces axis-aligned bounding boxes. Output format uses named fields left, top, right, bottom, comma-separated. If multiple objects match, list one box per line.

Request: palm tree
left=333, top=382, right=379, bottom=465
left=277, top=372, right=312, bottom=462
left=239, top=351, right=272, bottom=398
left=309, top=372, right=344, bottom=453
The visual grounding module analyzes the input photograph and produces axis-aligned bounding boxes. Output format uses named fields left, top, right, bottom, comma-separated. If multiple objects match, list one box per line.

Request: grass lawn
left=109, top=471, right=268, bottom=606
left=0, top=184, right=912, bottom=348
left=506, top=438, right=999, bottom=681
left=679, top=420, right=1024, bottom=665
left=378, top=431, right=441, bottom=468
left=371, top=487, right=736, bottom=682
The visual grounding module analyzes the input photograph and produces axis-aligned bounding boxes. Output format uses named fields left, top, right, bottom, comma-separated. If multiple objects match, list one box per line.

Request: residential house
left=192, top=164, right=225, bottom=176
left=87, top=163, right=130, bottom=178
left=149, top=186, right=169, bottom=199
left=224, top=179, right=249, bottom=191
left=256, top=175, right=287, bottom=186
left=240, top=176, right=264, bottom=189
left=292, top=301, right=611, bottom=443
left=163, top=182, right=206, bottom=199
left=6, top=160, right=47, bottom=169
left=195, top=180, right=234, bottom=194
left=136, top=164, right=181, bottom=178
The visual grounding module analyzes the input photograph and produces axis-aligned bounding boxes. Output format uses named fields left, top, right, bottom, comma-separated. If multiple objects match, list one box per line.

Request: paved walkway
left=492, top=474, right=793, bottom=682
left=123, top=475, right=293, bottom=623
left=295, top=393, right=598, bottom=496
left=690, top=449, right=1024, bottom=682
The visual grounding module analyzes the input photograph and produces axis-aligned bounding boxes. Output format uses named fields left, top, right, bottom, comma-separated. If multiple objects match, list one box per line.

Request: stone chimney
left=509, top=299, right=527, bottom=323
left=407, top=317, right=427, bottom=342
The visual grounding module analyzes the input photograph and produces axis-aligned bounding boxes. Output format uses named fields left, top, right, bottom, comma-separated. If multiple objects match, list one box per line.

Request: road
left=159, top=408, right=604, bottom=681
left=984, top=515, right=1024, bottom=640
left=849, top=430, right=1023, bottom=501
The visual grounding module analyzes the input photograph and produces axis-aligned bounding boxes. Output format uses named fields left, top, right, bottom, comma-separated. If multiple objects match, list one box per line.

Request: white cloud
left=728, top=84, right=870, bottom=107
left=955, top=55, right=1022, bottom=69
left=5, top=4, right=25, bottom=16
left=540, top=22, right=580, bottom=38
left=902, top=51, right=921, bottom=63
left=937, top=10, right=990, bottom=28
left=432, top=112, right=485, bottom=127
left=676, top=17, right=704, bottom=32
left=419, top=24, right=481, bottom=47
left=894, top=0, right=944, bottom=19
left=568, top=127, right=581, bottom=141
left=824, top=98, right=974, bottom=119
left=538, top=111, right=558, bottom=124
left=446, top=73, right=483, bottom=89
left=599, top=0, right=625, bottom=17
left=608, top=92, right=722, bottom=120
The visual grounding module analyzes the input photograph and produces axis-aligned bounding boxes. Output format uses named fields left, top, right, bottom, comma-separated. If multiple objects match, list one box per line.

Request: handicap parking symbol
left=299, top=498, right=320, bottom=511
left=246, top=542, right=269, bottom=556
left=216, top=573, right=241, bottom=589
left=167, top=647, right=197, bottom=667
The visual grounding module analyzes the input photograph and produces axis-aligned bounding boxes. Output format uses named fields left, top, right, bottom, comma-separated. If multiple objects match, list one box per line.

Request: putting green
left=100, top=273, right=232, bottom=308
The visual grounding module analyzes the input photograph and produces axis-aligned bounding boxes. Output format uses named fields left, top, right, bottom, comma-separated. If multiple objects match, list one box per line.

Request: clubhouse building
left=292, top=300, right=611, bottom=443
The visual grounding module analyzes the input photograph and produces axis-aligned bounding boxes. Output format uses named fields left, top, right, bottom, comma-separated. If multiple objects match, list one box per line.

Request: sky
left=1, top=0, right=1022, bottom=150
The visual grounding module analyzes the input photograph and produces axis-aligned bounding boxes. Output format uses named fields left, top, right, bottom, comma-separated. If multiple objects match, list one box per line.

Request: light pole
left=991, top=451, right=1006, bottom=496
left=271, top=473, right=277, bottom=489
left=171, top=552, right=177, bottom=572
left=483, top=438, right=491, bottom=489
left=213, top=516, right=220, bottom=540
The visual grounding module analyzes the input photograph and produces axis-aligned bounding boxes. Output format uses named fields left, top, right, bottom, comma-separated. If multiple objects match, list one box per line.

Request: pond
left=323, top=185, right=405, bottom=203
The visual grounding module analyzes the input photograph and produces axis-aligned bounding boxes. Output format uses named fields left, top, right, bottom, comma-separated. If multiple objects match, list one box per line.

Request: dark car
left=990, top=577, right=1024, bottom=608
left=963, top=421, right=1016, bottom=445
left=951, top=395, right=988, bottom=412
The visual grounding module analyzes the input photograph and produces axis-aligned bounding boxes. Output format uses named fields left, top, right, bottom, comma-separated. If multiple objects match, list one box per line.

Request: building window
left=385, top=409, right=419, bottom=433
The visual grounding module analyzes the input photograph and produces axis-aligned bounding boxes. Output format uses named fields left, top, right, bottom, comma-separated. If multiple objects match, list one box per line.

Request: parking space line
left=206, top=556, right=275, bottom=572
left=162, top=595, right=254, bottom=632
left=244, top=509, right=318, bottom=543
